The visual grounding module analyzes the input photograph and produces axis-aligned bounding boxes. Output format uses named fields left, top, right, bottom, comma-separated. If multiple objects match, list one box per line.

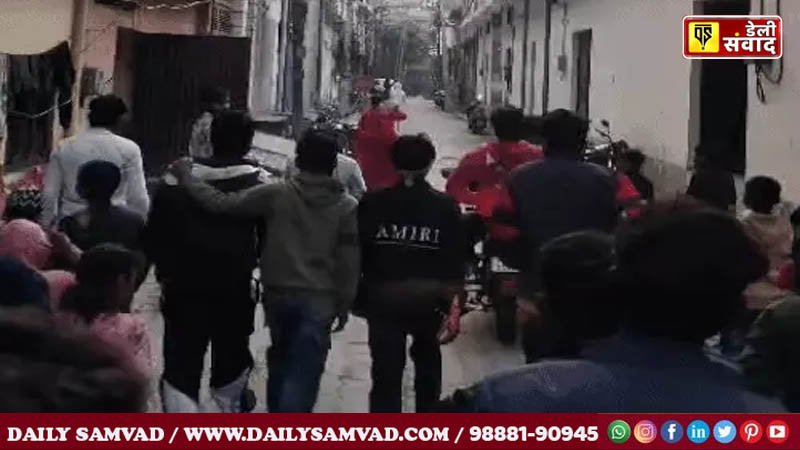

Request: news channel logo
left=634, top=420, right=658, bottom=444
left=608, top=420, right=631, bottom=444
left=687, top=420, right=710, bottom=444
left=713, top=420, right=736, bottom=444
left=660, top=421, right=683, bottom=444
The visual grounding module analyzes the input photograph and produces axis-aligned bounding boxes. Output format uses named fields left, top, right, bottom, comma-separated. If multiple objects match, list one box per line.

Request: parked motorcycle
left=440, top=158, right=520, bottom=345
left=433, top=90, right=446, bottom=109
left=583, top=119, right=628, bottom=169
left=466, top=97, right=488, bottom=135
left=311, top=104, right=357, bottom=157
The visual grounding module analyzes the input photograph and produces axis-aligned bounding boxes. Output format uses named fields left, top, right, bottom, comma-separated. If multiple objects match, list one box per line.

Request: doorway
left=572, top=29, right=592, bottom=119
left=699, top=0, right=750, bottom=174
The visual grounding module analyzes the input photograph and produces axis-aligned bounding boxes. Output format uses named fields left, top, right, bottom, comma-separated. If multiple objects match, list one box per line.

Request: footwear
left=211, top=369, right=253, bottom=413
left=161, top=379, right=200, bottom=413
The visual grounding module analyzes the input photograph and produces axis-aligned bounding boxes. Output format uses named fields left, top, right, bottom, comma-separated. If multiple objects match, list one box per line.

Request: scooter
left=466, top=97, right=488, bottom=135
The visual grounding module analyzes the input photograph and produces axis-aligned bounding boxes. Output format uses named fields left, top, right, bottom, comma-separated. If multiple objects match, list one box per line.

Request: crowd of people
left=0, top=86, right=796, bottom=415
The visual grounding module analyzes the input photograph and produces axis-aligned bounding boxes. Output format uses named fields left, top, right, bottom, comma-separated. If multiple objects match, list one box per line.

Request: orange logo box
left=683, top=15, right=783, bottom=59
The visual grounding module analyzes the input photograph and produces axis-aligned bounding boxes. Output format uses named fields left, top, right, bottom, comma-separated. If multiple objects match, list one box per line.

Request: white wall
left=249, top=0, right=283, bottom=113
left=0, top=0, right=72, bottom=55
left=747, top=2, right=800, bottom=201
left=546, top=0, right=693, bottom=172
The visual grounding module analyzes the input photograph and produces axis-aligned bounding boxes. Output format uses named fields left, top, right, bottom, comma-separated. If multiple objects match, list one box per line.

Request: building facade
left=446, top=0, right=798, bottom=201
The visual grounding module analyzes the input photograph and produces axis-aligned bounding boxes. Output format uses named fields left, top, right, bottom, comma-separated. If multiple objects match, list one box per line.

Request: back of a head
left=491, top=107, right=524, bottom=141
left=391, top=134, right=437, bottom=184
left=62, top=244, right=143, bottom=323
left=0, top=257, right=49, bottom=311
left=0, top=308, right=146, bottom=412
left=521, top=115, right=545, bottom=144
left=540, top=231, right=618, bottom=338
left=88, top=95, right=128, bottom=128
left=295, top=130, right=339, bottom=176
left=210, top=110, right=255, bottom=160
left=542, top=109, right=589, bottom=159
left=370, top=95, right=383, bottom=107
left=200, top=86, right=230, bottom=109
left=744, top=176, right=782, bottom=214
left=4, top=189, right=42, bottom=222
left=615, top=200, right=768, bottom=342
left=77, top=160, right=121, bottom=205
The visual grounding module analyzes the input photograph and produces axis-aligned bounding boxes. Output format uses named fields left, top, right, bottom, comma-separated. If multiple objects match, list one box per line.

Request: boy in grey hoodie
left=171, top=130, right=360, bottom=412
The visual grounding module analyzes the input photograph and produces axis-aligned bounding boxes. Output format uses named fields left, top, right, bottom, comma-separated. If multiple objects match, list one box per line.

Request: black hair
left=521, top=115, right=545, bottom=144
left=391, top=134, right=437, bottom=172
left=0, top=308, right=146, bottom=412
left=200, top=86, right=230, bottom=108
left=77, top=160, right=121, bottom=206
left=61, top=244, right=144, bottom=324
left=744, top=176, right=782, bottom=215
left=542, top=109, right=589, bottom=159
left=615, top=202, right=768, bottom=343
left=619, top=149, right=646, bottom=171
left=210, top=110, right=255, bottom=160
left=0, top=257, right=49, bottom=311
left=295, top=130, right=339, bottom=176
left=4, top=189, right=42, bottom=222
left=540, top=231, right=619, bottom=339
left=88, top=95, right=128, bottom=128
left=370, top=95, right=383, bottom=107
left=490, top=107, right=524, bottom=141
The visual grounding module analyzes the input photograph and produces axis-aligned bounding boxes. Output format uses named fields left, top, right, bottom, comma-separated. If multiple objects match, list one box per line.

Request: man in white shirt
left=41, top=95, right=149, bottom=227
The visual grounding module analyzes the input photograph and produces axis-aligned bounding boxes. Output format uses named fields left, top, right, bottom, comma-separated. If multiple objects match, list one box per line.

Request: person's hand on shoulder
left=167, top=158, right=194, bottom=183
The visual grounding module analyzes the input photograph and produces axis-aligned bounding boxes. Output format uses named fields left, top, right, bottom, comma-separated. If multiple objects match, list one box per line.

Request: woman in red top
left=356, top=96, right=408, bottom=191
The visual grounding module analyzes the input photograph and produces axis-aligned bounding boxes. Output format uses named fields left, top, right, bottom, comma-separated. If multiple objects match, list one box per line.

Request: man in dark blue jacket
left=146, top=111, right=267, bottom=412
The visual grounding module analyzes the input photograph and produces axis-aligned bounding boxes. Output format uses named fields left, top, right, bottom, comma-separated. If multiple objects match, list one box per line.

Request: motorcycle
left=583, top=119, right=628, bottom=169
left=440, top=159, right=520, bottom=345
left=433, top=90, right=446, bottom=109
left=311, top=105, right=357, bottom=157
left=466, top=97, right=488, bottom=135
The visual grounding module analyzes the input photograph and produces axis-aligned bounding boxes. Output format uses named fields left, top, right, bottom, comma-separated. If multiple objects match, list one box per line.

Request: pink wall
left=83, top=3, right=205, bottom=89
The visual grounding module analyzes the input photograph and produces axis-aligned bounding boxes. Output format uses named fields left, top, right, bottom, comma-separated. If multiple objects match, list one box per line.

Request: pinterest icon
left=739, top=421, right=763, bottom=444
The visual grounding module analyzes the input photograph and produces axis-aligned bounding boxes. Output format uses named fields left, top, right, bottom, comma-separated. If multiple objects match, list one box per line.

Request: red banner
left=0, top=414, right=795, bottom=450
left=683, top=15, right=783, bottom=59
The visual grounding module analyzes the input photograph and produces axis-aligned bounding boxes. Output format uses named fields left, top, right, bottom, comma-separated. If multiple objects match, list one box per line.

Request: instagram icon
left=634, top=421, right=658, bottom=444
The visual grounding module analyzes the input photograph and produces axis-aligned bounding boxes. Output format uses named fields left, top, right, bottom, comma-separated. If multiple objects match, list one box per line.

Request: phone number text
left=469, top=426, right=599, bottom=442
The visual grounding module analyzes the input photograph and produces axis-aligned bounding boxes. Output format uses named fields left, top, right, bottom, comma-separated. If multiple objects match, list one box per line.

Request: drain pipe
left=542, top=0, right=552, bottom=114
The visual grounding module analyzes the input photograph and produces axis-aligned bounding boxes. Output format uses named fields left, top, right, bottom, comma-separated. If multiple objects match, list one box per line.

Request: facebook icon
left=660, top=421, right=683, bottom=444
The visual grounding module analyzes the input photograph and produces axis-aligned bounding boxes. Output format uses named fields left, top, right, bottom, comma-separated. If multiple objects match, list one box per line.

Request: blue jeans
left=265, top=289, right=335, bottom=412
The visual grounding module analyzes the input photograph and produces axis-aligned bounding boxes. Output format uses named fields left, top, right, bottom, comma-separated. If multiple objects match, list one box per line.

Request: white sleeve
left=123, top=143, right=151, bottom=218
left=40, top=150, right=64, bottom=228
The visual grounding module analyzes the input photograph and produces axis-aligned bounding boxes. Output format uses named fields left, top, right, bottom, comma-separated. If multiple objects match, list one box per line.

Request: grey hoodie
left=182, top=172, right=360, bottom=312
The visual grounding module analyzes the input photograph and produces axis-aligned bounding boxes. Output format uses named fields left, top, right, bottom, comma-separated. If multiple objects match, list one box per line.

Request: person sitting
left=446, top=200, right=783, bottom=412
left=58, top=244, right=151, bottom=377
left=146, top=110, right=263, bottom=413
left=617, top=149, right=654, bottom=203
left=4, top=189, right=43, bottom=223
left=721, top=177, right=795, bottom=357
left=0, top=308, right=146, bottom=412
left=0, top=257, right=51, bottom=311
left=520, top=231, right=619, bottom=363
left=0, top=219, right=77, bottom=307
left=60, top=160, right=146, bottom=253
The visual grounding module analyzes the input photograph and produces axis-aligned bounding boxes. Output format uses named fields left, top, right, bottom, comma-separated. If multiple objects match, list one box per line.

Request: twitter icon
left=713, top=420, right=736, bottom=444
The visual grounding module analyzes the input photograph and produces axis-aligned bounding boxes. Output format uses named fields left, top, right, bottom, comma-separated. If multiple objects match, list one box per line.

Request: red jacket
left=445, top=141, right=543, bottom=242
left=356, top=108, right=407, bottom=191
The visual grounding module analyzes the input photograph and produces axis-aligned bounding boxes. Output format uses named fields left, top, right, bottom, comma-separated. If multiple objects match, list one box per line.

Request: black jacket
left=358, top=181, right=465, bottom=284
left=144, top=161, right=264, bottom=292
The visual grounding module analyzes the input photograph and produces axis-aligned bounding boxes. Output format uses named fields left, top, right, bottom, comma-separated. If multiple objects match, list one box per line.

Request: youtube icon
left=768, top=420, right=789, bottom=444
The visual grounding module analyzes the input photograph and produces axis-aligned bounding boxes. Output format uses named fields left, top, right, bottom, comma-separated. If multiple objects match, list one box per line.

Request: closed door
left=573, top=29, right=592, bottom=119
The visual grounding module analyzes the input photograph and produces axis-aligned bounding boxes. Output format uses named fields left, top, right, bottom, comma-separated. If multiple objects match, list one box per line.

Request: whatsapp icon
left=608, top=420, right=631, bottom=444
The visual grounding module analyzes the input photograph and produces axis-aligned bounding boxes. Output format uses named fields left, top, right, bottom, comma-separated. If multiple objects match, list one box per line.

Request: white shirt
left=286, top=153, right=366, bottom=200
left=41, top=127, right=150, bottom=227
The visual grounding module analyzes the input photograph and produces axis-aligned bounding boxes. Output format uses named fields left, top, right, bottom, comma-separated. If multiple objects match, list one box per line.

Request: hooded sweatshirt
left=182, top=172, right=360, bottom=312
left=145, top=162, right=266, bottom=293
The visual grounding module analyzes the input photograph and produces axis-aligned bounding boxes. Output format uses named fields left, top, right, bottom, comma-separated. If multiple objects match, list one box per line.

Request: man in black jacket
left=358, top=134, right=465, bottom=412
left=145, top=111, right=266, bottom=412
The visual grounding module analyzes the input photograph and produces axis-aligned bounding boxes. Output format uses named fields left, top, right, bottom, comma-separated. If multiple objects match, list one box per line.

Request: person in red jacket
left=356, top=96, right=408, bottom=191
left=445, top=107, right=543, bottom=243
